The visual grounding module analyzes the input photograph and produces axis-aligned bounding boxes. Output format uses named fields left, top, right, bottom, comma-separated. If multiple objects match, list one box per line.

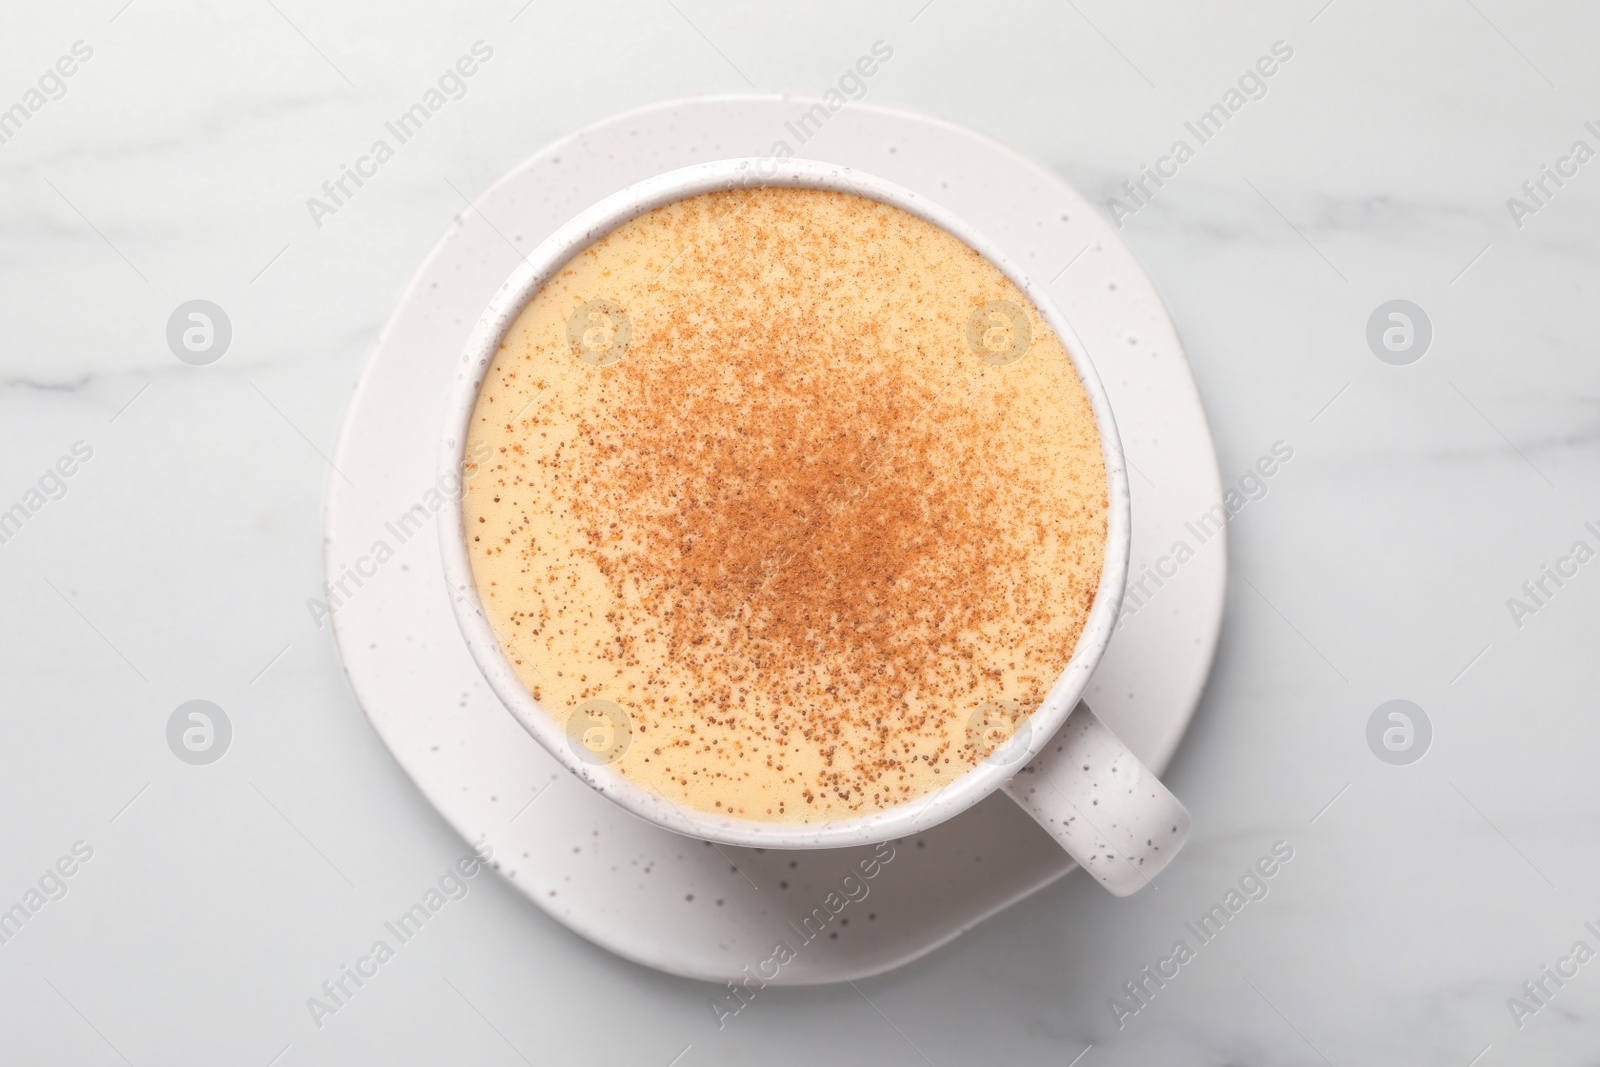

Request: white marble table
left=3, top=1, right=1598, bottom=1064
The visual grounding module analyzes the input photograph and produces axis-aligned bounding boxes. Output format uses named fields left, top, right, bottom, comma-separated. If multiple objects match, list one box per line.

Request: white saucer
left=325, top=95, right=1224, bottom=985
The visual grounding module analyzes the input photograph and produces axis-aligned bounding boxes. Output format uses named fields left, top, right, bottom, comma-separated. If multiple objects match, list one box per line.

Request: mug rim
left=437, top=156, right=1132, bottom=849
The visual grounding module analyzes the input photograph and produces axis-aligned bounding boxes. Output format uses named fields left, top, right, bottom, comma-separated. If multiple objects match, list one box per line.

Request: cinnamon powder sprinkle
left=463, top=187, right=1107, bottom=822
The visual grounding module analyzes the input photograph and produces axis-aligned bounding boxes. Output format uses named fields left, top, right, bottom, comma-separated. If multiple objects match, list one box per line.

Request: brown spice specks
left=463, top=187, right=1107, bottom=823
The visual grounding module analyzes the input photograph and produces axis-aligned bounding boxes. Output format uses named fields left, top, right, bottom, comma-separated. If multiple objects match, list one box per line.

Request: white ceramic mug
left=439, top=157, right=1190, bottom=896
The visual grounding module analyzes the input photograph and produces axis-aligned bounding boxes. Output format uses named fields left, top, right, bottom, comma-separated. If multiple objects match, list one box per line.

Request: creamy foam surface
left=463, top=186, right=1107, bottom=822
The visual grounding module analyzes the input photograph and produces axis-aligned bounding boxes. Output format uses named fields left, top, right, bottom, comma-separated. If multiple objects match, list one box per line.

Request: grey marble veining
left=2, top=1, right=1599, bottom=1064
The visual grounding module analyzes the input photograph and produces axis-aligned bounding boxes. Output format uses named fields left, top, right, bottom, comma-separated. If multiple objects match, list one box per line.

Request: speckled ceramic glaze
left=435, top=157, right=1189, bottom=888
left=327, top=96, right=1223, bottom=979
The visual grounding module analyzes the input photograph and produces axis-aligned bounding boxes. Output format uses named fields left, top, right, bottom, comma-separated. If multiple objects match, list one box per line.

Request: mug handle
left=999, top=702, right=1191, bottom=896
